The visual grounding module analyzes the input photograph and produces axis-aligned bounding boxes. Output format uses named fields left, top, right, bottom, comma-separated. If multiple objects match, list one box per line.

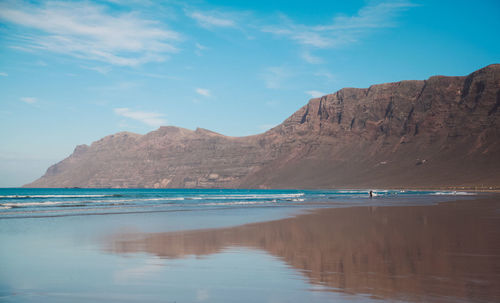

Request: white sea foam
left=0, top=197, right=188, bottom=207
left=0, top=199, right=131, bottom=207
left=0, top=193, right=309, bottom=209
left=197, top=193, right=305, bottom=200
left=203, top=201, right=271, bottom=206
left=130, top=197, right=184, bottom=201
left=1, top=201, right=85, bottom=207
left=432, top=191, right=475, bottom=196
left=337, top=190, right=366, bottom=194
left=0, top=194, right=117, bottom=199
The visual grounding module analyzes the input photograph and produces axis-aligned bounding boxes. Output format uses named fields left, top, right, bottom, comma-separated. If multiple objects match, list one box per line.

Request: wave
left=123, top=197, right=185, bottom=201
left=200, top=197, right=305, bottom=206
left=203, top=200, right=275, bottom=206
left=431, top=191, right=475, bottom=196
left=194, top=193, right=305, bottom=200
left=336, top=190, right=368, bottom=194
left=0, top=196, right=302, bottom=210
left=1, top=201, right=93, bottom=207
left=0, top=194, right=118, bottom=199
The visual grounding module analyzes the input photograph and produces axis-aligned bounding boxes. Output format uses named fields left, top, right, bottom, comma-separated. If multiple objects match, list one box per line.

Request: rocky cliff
left=26, top=64, right=500, bottom=188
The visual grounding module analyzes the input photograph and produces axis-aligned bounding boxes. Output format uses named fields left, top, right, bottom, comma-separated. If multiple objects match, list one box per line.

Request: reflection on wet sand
left=105, top=197, right=500, bottom=302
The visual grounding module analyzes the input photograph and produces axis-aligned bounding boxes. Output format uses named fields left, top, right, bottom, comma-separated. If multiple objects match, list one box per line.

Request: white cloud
left=82, top=65, right=112, bottom=74
left=261, top=66, right=291, bottom=89
left=301, top=51, right=323, bottom=64
left=0, top=1, right=181, bottom=66
left=306, top=90, right=326, bottom=98
left=315, top=1, right=416, bottom=31
left=188, top=11, right=236, bottom=28
left=194, top=42, right=208, bottom=56
left=262, top=1, right=415, bottom=49
left=114, top=108, right=166, bottom=127
left=20, top=97, right=37, bottom=104
left=195, top=43, right=208, bottom=50
left=0, top=72, right=8, bottom=76
left=195, top=88, right=211, bottom=97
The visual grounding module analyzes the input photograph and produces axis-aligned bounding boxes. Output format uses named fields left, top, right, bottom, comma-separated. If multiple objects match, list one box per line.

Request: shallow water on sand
left=1, top=189, right=498, bottom=302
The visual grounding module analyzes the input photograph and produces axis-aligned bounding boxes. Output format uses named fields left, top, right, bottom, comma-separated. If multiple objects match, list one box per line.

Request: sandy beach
left=1, top=192, right=499, bottom=302
left=105, top=195, right=500, bottom=302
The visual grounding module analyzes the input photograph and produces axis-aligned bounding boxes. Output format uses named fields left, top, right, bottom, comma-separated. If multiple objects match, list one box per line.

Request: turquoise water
left=0, top=188, right=473, bottom=219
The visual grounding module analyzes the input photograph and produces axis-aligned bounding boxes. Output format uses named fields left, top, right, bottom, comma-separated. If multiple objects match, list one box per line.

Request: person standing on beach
left=369, top=190, right=373, bottom=198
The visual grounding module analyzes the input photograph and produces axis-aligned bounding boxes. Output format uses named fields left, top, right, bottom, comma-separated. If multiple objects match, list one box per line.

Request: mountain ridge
left=26, top=64, right=500, bottom=189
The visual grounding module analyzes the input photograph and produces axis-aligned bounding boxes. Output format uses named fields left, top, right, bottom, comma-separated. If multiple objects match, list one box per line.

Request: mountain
left=26, top=64, right=500, bottom=189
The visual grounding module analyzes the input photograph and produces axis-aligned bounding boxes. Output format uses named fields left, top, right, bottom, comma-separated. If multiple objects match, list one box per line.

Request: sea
left=0, top=187, right=474, bottom=219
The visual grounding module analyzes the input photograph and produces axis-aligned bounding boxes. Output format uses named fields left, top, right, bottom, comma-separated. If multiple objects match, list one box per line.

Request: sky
left=0, top=0, right=499, bottom=187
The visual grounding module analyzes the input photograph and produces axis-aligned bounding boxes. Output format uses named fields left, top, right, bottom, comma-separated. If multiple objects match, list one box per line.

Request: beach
left=1, top=190, right=499, bottom=302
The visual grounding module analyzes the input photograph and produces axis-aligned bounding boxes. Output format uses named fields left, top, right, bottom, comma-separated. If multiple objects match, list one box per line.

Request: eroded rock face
left=26, top=65, right=500, bottom=188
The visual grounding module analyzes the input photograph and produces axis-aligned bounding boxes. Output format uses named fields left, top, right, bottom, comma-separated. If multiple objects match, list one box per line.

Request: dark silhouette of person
left=369, top=190, right=373, bottom=198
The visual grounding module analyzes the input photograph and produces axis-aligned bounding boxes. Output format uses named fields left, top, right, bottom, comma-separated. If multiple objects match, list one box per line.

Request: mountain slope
left=26, top=64, right=500, bottom=189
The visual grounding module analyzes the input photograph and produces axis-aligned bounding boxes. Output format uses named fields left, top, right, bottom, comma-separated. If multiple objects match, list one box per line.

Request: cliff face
left=26, top=64, right=500, bottom=188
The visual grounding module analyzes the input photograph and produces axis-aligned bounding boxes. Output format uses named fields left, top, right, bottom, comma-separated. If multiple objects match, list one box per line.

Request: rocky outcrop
left=25, top=64, right=500, bottom=188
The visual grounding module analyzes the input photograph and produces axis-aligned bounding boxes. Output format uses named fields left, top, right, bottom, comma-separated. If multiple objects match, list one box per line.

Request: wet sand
left=106, top=195, right=500, bottom=302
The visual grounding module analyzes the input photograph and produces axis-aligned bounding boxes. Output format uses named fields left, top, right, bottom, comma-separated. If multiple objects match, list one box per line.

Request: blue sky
left=0, top=0, right=499, bottom=187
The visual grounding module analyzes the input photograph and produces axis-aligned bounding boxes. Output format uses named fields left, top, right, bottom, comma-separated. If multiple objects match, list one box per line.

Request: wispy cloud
left=114, top=108, right=166, bottom=127
left=0, top=1, right=181, bottom=66
left=82, top=65, right=112, bottom=74
left=0, top=72, right=8, bottom=77
left=194, top=42, right=208, bottom=56
left=195, top=88, right=211, bottom=97
left=261, top=66, right=292, bottom=89
left=301, top=51, right=323, bottom=64
left=306, top=90, right=326, bottom=98
left=187, top=11, right=236, bottom=28
left=314, top=71, right=337, bottom=84
left=263, top=1, right=415, bottom=51
left=20, top=97, right=37, bottom=104
left=195, top=43, right=208, bottom=50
